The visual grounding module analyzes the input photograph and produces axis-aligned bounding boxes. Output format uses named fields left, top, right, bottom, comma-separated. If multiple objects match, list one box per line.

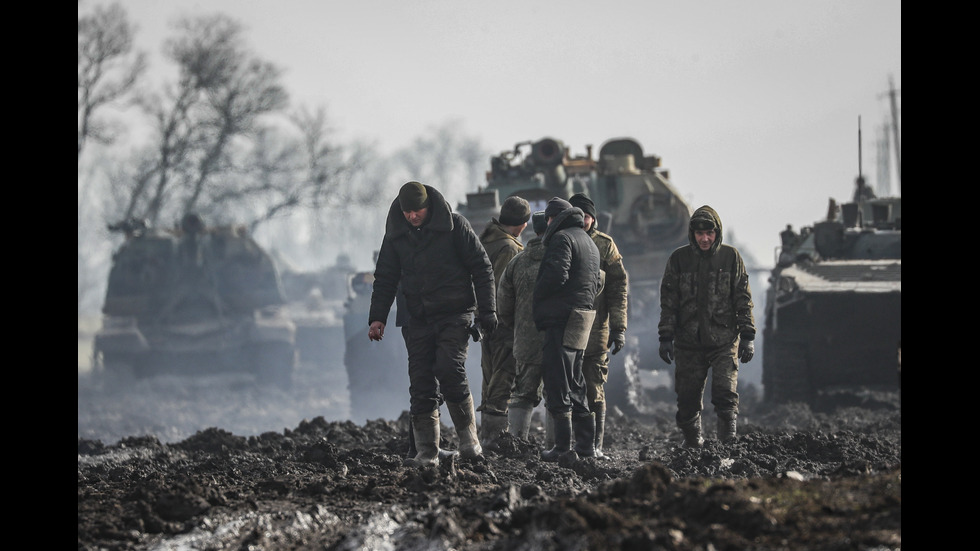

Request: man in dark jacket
left=568, top=192, right=629, bottom=459
left=476, top=196, right=530, bottom=448
left=369, top=181, right=497, bottom=466
left=533, top=197, right=602, bottom=461
left=658, top=205, right=756, bottom=447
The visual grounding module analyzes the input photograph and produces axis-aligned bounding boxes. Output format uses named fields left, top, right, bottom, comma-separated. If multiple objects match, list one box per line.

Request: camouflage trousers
left=478, top=328, right=518, bottom=415
left=508, top=359, right=544, bottom=411
left=582, top=351, right=609, bottom=406
left=673, top=343, right=739, bottom=426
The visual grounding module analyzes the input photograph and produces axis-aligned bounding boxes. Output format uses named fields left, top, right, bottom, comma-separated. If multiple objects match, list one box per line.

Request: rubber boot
left=447, top=395, right=483, bottom=459
left=717, top=410, right=737, bottom=443
left=480, top=411, right=508, bottom=449
left=541, top=411, right=572, bottom=462
left=507, top=407, right=533, bottom=439
left=679, top=414, right=705, bottom=448
left=404, top=409, right=440, bottom=467
left=590, top=402, right=609, bottom=460
left=572, top=412, right=596, bottom=458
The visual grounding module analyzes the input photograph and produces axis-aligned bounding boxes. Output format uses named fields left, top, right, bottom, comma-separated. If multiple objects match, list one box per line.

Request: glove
left=738, top=339, right=755, bottom=363
left=607, top=330, right=626, bottom=355
left=658, top=340, right=674, bottom=364
left=478, top=311, right=497, bottom=336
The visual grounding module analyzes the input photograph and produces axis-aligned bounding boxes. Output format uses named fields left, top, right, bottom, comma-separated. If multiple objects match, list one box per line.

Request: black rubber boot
left=541, top=412, right=572, bottom=462
left=572, top=412, right=596, bottom=458
left=717, top=410, right=737, bottom=443
left=679, top=414, right=704, bottom=448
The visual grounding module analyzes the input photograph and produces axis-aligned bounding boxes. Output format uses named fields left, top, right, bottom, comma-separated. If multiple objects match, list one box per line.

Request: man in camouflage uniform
left=568, top=193, right=628, bottom=459
left=497, top=211, right=548, bottom=439
left=476, top=196, right=530, bottom=447
left=657, top=205, right=756, bottom=447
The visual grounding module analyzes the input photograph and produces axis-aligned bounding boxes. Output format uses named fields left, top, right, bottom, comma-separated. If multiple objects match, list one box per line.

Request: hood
left=688, top=205, right=723, bottom=254
left=479, top=219, right=515, bottom=244
left=384, top=185, right=454, bottom=237
left=542, top=207, right=585, bottom=246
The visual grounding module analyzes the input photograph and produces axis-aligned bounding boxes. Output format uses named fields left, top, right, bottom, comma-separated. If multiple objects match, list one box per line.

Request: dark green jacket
left=658, top=205, right=755, bottom=350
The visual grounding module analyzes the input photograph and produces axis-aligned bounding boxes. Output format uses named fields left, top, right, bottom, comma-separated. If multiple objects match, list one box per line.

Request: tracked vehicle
left=456, top=137, right=693, bottom=415
left=762, top=175, right=901, bottom=407
left=93, top=215, right=297, bottom=389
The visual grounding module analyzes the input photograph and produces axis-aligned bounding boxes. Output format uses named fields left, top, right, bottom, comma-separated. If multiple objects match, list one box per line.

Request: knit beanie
left=544, top=197, right=572, bottom=220
left=531, top=211, right=548, bottom=235
left=568, top=193, right=596, bottom=219
left=398, top=181, right=429, bottom=211
left=499, top=196, right=531, bottom=226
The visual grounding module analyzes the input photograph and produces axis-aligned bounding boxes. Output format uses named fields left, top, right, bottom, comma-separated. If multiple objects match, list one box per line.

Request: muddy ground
left=78, top=358, right=900, bottom=551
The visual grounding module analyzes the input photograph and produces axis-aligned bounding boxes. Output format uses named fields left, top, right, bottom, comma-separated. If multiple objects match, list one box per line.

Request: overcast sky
left=97, top=0, right=900, bottom=268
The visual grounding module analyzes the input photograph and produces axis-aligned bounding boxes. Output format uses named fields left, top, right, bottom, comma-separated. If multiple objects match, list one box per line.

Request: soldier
left=497, top=211, right=548, bottom=439
left=658, top=205, right=756, bottom=447
left=476, top=196, right=530, bottom=448
left=533, top=197, right=602, bottom=461
left=568, top=193, right=628, bottom=460
left=368, top=181, right=497, bottom=466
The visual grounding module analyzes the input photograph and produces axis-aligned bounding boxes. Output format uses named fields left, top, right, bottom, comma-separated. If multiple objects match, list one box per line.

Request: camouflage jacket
left=658, top=205, right=755, bottom=350
left=497, top=237, right=544, bottom=363
left=479, top=219, right=524, bottom=284
left=585, top=227, right=629, bottom=354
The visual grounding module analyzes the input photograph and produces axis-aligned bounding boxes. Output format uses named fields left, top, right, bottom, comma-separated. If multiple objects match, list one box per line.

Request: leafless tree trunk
left=77, top=2, right=146, bottom=160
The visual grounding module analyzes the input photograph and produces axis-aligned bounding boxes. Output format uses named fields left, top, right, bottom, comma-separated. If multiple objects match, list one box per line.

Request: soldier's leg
left=709, top=342, right=740, bottom=442
left=582, top=352, right=610, bottom=458
left=674, top=347, right=710, bottom=448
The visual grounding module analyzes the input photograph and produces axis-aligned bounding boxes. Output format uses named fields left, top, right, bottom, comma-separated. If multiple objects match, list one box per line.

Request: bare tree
left=393, top=120, right=490, bottom=207
left=78, top=2, right=146, bottom=160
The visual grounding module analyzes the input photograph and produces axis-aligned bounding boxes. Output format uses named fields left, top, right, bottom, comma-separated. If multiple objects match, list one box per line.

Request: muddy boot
left=541, top=411, right=573, bottom=462
left=480, top=411, right=508, bottom=449
left=404, top=409, right=441, bottom=467
left=447, top=395, right=483, bottom=459
left=590, top=402, right=609, bottom=460
left=678, top=414, right=705, bottom=448
left=507, top=407, right=533, bottom=439
left=717, top=410, right=737, bottom=443
left=572, top=412, right=596, bottom=458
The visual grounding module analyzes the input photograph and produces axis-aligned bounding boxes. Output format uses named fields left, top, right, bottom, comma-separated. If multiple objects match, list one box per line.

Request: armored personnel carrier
left=456, top=137, right=693, bottom=415
left=92, top=215, right=297, bottom=389
left=762, top=176, right=901, bottom=407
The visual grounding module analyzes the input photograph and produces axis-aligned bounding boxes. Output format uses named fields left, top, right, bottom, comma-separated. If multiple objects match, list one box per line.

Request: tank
left=456, top=137, right=693, bottom=415
left=92, top=215, right=297, bottom=389
left=762, top=175, right=902, bottom=407
left=279, top=254, right=352, bottom=369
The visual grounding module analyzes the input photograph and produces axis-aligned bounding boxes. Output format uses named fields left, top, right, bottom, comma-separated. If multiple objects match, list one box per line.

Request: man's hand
left=478, top=312, right=498, bottom=336
left=607, top=330, right=626, bottom=355
left=659, top=340, right=674, bottom=364
left=368, top=321, right=385, bottom=342
left=738, top=339, right=754, bottom=363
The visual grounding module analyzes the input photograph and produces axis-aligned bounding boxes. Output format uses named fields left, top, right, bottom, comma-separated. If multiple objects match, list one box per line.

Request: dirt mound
left=78, top=390, right=900, bottom=550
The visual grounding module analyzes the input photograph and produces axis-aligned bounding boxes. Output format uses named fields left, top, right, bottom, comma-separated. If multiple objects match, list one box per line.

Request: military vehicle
left=279, top=255, right=352, bottom=368
left=762, top=173, right=901, bottom=407
left=92, top=215, right=297, bottom=389
left=456, top=137, right=693, bottom=415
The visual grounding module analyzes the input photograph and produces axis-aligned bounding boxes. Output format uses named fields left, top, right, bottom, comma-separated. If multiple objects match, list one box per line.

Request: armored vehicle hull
left=763, top=191, right=901, bottom=407
left=457, top=137, right=692, bottom=416
left=93, top=219, right=297, bottom=389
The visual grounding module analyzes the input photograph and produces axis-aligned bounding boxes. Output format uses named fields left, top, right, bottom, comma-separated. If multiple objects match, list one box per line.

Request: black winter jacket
left=532, top=207, right=601, bottom=330
left=369, top=185, right=495, bottom=326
